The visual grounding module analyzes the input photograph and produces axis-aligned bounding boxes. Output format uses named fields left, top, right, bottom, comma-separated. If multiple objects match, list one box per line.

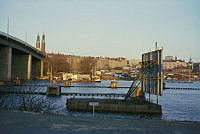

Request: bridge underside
left=0, top=45, right=43, bottom=81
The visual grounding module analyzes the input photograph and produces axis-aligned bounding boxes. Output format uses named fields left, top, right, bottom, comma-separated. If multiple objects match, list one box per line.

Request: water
left=1, top=80, right=200, bottom=122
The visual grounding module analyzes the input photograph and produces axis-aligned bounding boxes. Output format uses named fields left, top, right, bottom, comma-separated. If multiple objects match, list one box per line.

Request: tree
left=48, top=55, right=70, bottom=75
left=79, top=57, right=96, bottom=75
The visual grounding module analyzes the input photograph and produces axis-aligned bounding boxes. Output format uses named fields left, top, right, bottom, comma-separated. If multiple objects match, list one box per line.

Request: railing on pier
left=164, top=87, right=200, bottom=90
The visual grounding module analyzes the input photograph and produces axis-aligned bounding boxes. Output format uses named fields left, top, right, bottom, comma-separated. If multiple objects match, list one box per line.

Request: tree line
left=45, top=55, right=97, bottom=75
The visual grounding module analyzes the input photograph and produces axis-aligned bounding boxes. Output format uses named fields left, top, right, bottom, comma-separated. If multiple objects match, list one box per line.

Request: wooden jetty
left=9, top=84, right=200, bottom=90
left=0, top=89, right=125, bottom=97
left=12, top=84, right=130, bottom=88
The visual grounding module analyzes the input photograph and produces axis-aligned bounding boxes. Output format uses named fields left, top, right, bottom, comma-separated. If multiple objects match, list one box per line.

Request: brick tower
left=36, top=33, right=40, bottom=49
left=41, top=33, right=45, bottom=53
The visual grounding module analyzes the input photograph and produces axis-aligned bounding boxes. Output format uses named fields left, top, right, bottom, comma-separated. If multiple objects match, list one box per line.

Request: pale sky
left=0, top=0, right=199, bottom=62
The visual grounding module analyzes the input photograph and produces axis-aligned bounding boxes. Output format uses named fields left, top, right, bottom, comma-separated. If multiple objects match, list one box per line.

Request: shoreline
left=0, top=110, right=200, bottom=134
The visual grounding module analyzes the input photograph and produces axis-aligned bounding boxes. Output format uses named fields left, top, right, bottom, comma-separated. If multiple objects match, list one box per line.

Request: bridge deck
left=0, top=31, right=45, bottom=59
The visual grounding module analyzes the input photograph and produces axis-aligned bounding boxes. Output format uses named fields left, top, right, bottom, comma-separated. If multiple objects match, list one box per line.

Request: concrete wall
left=0, top=46, right=12, bottom=81
left=67, top=98, right=162, bottom=114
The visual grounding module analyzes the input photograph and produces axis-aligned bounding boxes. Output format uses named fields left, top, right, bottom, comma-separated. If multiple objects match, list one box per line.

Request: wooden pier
left=0, top=89, right=125, bottom=97
left=10, top=84, right=200, bottom=90
left=62, top=92, right=125, bottom=97
left=0, top=84, right=200, bottom=98
left=13, top=84, right=130, bottom=88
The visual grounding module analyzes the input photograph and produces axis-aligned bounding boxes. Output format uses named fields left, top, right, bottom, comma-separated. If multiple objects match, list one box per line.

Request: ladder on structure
left=124, top=62, right=150, bottom=100
left=124, top=74, right=141, bottom=100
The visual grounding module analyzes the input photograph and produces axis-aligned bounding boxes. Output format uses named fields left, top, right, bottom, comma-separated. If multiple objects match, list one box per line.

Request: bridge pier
left=0, top=46, right=12, bottom=81
left=12, top=53, right=44, bottom=80
left=40, top=60, right=44, bottom=77
left=32, top=57, right=43, bottom=78
left=12, top=52, right=30, bottom=80
left=27, top=54, right=32, bottom=80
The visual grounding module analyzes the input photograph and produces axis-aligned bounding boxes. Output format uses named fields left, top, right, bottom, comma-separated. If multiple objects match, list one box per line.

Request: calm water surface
left=1, top=80, right=200, bottom=122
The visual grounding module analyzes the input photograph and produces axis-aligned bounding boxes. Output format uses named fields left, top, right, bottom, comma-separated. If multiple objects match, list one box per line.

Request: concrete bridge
left=0, top=31, right=45, bottom=81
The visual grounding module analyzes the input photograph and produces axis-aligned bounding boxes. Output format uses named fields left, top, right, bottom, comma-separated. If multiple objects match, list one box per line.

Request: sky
left=0, top=0, right=200, bottom=61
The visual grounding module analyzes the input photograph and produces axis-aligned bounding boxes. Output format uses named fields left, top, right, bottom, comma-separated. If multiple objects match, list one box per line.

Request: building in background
left=173, top=66, right=191, bottom=73
left=165, top=56, right=174, bottom=61
left=163, top=56, right=187, bottom=71
left=192, top=63, right=200, bottom=73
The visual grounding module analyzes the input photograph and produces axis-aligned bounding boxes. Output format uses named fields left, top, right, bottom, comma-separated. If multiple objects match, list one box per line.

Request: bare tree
left=48, top=55, right=70, bottom=74
left=79, top=57, right=96, bottom=75
left=0, top=86, right=60, bottom=113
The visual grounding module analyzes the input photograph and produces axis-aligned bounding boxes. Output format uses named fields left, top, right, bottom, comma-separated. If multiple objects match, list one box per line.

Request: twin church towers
left=36, top=33, right=46, bottom=53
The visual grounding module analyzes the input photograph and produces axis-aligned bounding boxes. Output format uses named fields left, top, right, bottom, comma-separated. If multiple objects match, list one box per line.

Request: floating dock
left=67, top=98, right=162, bottom=115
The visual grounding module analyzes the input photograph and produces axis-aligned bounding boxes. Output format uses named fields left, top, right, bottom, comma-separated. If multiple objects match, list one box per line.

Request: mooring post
left=149, top=91, right=150, bottom=102
left=92, top=105, right=95, bottom=117
left=156, top=94, right=158, bottom=104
